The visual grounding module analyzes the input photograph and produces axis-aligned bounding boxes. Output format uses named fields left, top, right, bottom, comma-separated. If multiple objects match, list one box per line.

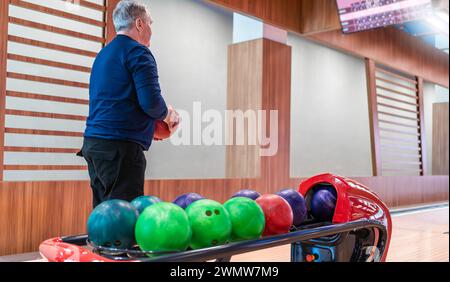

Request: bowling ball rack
left=39, top=219, right=388, bottom=262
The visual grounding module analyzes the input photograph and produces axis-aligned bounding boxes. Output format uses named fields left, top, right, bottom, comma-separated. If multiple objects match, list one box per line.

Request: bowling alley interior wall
left=0, top=0, right=448, bottom=255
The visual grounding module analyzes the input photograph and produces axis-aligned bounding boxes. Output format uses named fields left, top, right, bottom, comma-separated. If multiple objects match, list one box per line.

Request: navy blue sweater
left=84, top=35, right=168, bottom=150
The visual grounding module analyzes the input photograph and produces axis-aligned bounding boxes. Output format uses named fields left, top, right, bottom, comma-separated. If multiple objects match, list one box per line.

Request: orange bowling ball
left=153, top=120, right=171, bottom=141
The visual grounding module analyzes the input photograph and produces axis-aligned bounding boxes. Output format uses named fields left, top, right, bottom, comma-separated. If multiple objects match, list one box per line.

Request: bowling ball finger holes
left=114, top=240, right=122, bottom=247
left=205, top=210, right=220, bottom=216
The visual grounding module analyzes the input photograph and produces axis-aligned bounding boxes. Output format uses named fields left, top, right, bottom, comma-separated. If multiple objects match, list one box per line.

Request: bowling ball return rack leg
left=40, top=219, right=388, bottom=262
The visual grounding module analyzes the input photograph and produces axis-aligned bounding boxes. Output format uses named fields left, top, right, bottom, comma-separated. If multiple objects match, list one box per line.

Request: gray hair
left=113, top=0, right=150, bottom=32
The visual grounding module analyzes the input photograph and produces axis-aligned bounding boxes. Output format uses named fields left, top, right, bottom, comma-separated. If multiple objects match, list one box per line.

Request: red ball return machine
left=39, top=174, right=392, bottom=262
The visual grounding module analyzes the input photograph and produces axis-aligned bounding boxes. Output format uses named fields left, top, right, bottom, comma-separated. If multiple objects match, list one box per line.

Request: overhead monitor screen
left=336, top=0, right=433, bottom=33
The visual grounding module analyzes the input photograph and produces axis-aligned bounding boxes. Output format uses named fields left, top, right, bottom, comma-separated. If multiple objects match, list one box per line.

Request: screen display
left=336, top=0, right=433, bottom=33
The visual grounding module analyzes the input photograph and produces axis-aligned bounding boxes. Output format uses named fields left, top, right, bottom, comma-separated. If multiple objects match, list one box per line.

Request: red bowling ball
left=153, top=120, right=171, bottom=141
left=256, top=194, right=293, bottom=236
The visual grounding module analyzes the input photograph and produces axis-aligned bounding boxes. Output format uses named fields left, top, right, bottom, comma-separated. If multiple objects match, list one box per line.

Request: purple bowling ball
left=173, top=193, right=205, bottom=209
left=276, top=188, right=307, bottom=226
left=310, top=188, right=337, bottom=222
left=231, top=189, right=261, bottom=200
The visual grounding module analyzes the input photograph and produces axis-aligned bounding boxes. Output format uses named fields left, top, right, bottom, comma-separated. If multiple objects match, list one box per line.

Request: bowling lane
left=387, top=206, right=449, bottom=262
left=232, top=205, right=449, bottom=262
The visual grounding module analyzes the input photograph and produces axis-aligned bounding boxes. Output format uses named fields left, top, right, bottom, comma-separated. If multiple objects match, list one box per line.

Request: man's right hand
left=164, top=105, right=180, bottom=132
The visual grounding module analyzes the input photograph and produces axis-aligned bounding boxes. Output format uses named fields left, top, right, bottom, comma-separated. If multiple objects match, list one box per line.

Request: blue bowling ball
left=131, top=195, right=162, bottom=214
left=231, top=189, right=261, bottom=200
left=310, top=188, right=337, bottom=222
left=276, top=188, right=307, bottom=226
left=87, top=200, right=139, bottom=249
left=173, top=193, right=205, bottom=209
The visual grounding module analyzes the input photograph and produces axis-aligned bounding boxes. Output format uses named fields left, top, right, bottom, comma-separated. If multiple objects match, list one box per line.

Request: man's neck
left=117, top=31, right=139, bottom=43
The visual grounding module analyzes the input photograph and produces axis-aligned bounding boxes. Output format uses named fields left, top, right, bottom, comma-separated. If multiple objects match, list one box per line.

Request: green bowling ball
left=135, top=202, right=192, bottom=253
left=186, top=199, right=232, bottom=250
left=224, top=197, right=265, bottom=241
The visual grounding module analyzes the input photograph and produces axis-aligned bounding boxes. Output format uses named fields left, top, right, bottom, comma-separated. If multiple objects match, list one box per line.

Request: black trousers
left=81, top=137, right=146, bottom=208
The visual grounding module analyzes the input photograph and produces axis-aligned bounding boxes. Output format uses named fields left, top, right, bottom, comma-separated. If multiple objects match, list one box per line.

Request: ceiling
left=396, top=0, right=449, bottom=54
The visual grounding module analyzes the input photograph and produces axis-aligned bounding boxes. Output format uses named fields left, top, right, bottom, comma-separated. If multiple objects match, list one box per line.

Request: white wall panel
left=5, top=115, right=86, bottom=132
left=289, top=34, right=373, bottom=177
left=8, top=23, right=102, bottom=53
left=3, top=170, right=90, bottom=181
left=8, top=41, right=95, bottom=68
left=7, top=60, right=91, bottom=83
left=9, top=5, right=104, bottom=37
left=21, top=0, right=104, bottom=21
left=84, top=0, right=105, bottom=5
left=4, top=133, right=83, bottom=149
left=4, top=152, right=87, bottom=165
left=6, top=78, right=89, bottom=100
left=6, top=96, right=88, bottom=116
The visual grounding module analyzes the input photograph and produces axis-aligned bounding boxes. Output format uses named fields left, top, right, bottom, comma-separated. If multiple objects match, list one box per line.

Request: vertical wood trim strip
left=366, top=59, right=381, bottom=176
left=0, top=0, right=9, bottom=181
left=417, top=77, right=427, bottom=176
left=105, top=0, right=120, bottom=45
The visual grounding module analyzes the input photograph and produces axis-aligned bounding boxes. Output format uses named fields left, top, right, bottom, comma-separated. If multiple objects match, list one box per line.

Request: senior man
left=81, top=0, right=178, bottom=207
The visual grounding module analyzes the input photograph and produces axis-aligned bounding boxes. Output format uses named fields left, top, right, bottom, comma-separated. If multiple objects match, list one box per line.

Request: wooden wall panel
left=105, top=0, right=120, bottom=44
left=207, top=0, right=341, bottom=35
left=0, top=0, right=9, bottom=181
left=260, top=40, right=291, bottom=192
left=0, top=181, right=92, bottom=256
left=289, top=176, right=449, bottom=208
left=365, top=59, right=381, bottom=176
left=308, top=27, right=449, bottom=88
left=432, top=103, right=449, bottom=175
left=207, top=0, right=302, bottom=32
left=226, top=39, right=263, bottom=178
left=299, top=0, right=341, bottom=34
left=225, top=39, right=291, bottom=188
left=417, top=77, right=427, bottom=175
left=208, top=0, right=449, bottom=87
left=1, top=175, right=448, bottom=256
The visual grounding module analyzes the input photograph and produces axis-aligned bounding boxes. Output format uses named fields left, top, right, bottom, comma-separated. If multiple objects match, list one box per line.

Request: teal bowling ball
left=131, top=195, right=162, bottom=214
left=87, top=200, right=139, bottom=249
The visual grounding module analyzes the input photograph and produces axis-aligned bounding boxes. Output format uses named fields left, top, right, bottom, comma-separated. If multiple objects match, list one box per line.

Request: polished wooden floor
left=0, top=205, right=448, bottom=262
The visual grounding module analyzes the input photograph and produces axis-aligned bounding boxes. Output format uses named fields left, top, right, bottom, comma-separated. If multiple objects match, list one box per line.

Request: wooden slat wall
left=1, top=0, right=106, bottom=181
left=366, top=59, right=428, bottom=176
left=432, top=103, right=449, bottom=175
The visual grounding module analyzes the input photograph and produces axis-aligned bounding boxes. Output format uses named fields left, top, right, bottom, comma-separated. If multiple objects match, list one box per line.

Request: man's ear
left=135, top=18, right=143, bottom=32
